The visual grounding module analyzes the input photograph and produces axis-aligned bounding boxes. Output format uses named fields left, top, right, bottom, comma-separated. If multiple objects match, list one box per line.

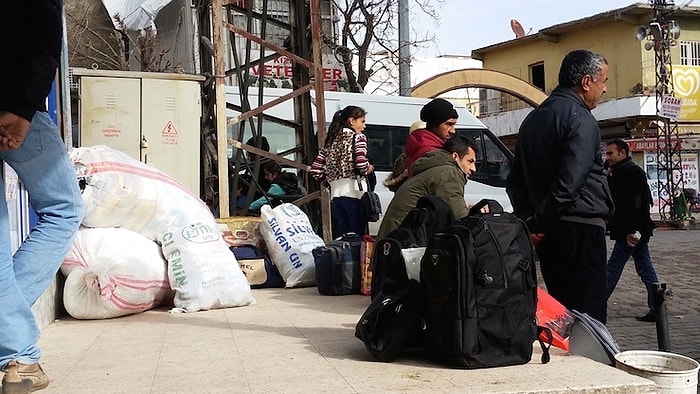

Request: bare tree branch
left=329, top=0, right=442, bottom=93
left=66, top=5, right=178, bottom=73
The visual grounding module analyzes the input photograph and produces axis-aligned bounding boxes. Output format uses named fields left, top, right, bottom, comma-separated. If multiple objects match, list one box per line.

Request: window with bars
left=680, top=40, right=700, bottom=66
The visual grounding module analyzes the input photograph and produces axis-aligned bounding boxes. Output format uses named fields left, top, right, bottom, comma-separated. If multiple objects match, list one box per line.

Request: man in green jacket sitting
left=377, top=135, right=477, bottom=239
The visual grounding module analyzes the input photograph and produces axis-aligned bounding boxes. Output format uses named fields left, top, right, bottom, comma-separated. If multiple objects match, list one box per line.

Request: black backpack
left=354, top=279, right=425, bottom=362
left=355, top=196, right=454, bottom=362
left=421, top=199, right=549, bottom=368
left=370, top=196, right=455, bottom=300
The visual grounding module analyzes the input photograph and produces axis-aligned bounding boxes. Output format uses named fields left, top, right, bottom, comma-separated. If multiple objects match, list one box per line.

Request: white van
left=226, top=87, right=513, bottom=234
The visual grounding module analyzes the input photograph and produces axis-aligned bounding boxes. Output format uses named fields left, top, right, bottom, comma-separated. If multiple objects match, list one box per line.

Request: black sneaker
left=635, top=313, right=657, bottom=322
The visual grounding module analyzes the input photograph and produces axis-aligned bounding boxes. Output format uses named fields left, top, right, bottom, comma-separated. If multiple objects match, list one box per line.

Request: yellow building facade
left=472, top=3, right=700, bottom=211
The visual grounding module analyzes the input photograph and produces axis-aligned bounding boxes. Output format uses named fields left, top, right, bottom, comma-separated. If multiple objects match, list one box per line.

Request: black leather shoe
left=635, top=313, right=657, bottom=322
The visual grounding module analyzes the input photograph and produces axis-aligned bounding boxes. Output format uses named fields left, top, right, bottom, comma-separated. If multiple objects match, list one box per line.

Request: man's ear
left=581, top=75, right=592, bottom=92
left=452, top=152, right=460, bottom=161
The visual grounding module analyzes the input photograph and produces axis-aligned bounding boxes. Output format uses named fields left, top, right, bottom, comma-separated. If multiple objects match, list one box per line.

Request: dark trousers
left=535, top=221, right=608, bottom=323
left=331, top=197, right=367, bottom=238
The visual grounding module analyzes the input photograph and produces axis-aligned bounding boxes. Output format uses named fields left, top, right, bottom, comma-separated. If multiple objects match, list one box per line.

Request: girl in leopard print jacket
left=310, top=105, right=374, bottom=237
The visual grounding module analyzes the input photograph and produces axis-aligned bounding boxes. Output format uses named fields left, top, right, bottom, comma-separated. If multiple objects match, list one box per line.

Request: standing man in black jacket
left=1, top=1, right=84, bottom=393
left=507, top=49, right=614, bottom=323
left=605, top=139, right=660, bottom=322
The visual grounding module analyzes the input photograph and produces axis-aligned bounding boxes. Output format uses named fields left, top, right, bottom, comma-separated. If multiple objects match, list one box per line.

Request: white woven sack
left=158, top=221, right=255, bottom=313
left=61, top=227, right=171, bottom=319
left=260, top=204, right=324, bottom=288
left=70, top=145, right=214, bottom=241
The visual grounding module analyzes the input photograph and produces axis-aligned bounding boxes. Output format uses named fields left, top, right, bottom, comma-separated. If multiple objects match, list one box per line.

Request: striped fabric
left=310, top=128, right=370, bottom=182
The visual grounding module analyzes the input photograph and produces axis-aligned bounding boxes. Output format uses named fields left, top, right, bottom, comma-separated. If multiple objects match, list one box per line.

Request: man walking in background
left=1, top=1, right=84, bottom=392
left=605, top=139, right=660, bottom=322
left=507, top=49, right=614, bottom=323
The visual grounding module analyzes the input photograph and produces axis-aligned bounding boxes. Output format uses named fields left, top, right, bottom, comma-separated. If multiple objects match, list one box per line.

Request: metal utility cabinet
left=72, top=68, right=204, bottom=194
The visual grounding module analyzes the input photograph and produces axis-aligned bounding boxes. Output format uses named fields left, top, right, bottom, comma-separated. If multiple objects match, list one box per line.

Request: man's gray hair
left=558, top=49, right=607, bottom=88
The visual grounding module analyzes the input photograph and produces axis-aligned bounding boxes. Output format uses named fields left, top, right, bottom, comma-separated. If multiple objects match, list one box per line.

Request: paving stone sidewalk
left=593, top=227, right=699, bottom=363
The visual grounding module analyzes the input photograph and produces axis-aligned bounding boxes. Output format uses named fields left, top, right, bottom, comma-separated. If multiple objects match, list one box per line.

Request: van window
left=458, top=129, right=512, bottom=188
left=365, top=125, right=513, bottom=188
left=364, top=125, right=409, bottom=172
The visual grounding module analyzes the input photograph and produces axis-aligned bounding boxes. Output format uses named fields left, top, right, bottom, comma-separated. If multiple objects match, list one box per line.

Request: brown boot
left=1, top=361, right=49, bottom=393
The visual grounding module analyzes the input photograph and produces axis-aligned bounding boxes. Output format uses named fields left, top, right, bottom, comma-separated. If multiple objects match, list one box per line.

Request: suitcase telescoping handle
left=468, top=199, right=504, bottom=216
left=334, top=232, right=359, bottom=242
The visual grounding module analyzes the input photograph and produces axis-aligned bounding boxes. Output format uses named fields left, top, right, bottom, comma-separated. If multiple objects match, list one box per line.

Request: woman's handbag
left=357, top=175, right=382, bottom=222
left=351, top=135, right=381, bottom=222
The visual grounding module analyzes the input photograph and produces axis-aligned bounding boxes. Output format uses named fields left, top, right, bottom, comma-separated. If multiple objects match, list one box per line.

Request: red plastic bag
left=536, top=287, right=575, bottom=351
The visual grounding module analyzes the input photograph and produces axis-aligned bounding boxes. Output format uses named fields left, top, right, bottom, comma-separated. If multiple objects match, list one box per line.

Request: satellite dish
left=510, top=19, right=526, bottom=38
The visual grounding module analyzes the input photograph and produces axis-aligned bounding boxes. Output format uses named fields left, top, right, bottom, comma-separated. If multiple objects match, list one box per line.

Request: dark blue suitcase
left=312, top=233, right=362, bottom=295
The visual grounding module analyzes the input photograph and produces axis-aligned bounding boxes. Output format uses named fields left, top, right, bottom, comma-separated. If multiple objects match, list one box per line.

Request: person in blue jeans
left=604, top=139, right=659, bottom=322
left=309, top=106, right=374, bottom=238
left=0, top=0, right=84, bottom=392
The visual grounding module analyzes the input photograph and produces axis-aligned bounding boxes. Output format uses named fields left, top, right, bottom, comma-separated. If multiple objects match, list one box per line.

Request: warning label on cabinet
left=161, top=121, right=178, bottom=145
left=102, top=124, right=121, bottom=138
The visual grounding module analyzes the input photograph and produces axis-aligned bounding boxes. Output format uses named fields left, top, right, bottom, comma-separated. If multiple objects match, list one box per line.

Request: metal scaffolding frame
left=196, top=0, right=331, bottom=238
left=650, top=0, right=686, bottom=221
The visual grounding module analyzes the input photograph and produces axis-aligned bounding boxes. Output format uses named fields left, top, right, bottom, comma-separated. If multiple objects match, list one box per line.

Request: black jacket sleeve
left=506, top=147, right=534, bottom=222
left=629, top=166, right=655, bottom=242
left=1, top=0, right=63, bottom=121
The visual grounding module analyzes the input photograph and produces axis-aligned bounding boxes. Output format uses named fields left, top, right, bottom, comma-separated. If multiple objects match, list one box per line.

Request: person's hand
left=0, top=112, right=30, bottom=150
left=530, top=233, right=545, bottom=245
left=366, top=164, right=374, bottom=174
left=626, top=233, right=640, bottom=248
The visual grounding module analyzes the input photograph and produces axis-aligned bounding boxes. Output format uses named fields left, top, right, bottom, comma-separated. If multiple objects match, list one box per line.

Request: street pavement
left=602, top=226, right=700, bottom=363
left=8, top=225, right=697, bottom=393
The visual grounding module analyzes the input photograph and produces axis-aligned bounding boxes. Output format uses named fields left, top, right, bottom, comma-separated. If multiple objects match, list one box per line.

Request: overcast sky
left=416, top=1, right=648, bottom=57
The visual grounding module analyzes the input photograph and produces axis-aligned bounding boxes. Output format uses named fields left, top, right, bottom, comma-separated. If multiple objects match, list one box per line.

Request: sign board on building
left=660, top=95, right=682, bottom=120
left=248, top=54, right=349, bottom=92
left=672, top=65, right=700, bottom=120
left=627, top=138, right=682, bottom=152
left=644, top=151, right=699, bottom=214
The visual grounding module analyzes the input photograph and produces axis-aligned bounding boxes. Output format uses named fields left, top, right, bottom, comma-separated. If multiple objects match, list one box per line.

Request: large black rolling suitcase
left=312, top=233, right=362, bottom=295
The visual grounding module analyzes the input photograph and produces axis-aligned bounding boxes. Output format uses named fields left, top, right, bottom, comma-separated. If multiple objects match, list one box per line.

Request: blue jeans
left=331, top=197, right=367, bottom=238
left=606, top=239, right=659, bottom=314
left=0, top=112, right=83, bottom=369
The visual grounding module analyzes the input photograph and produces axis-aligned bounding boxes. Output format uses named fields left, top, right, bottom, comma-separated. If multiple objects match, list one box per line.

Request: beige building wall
left=477, top=11, right=700, bottom=104
left=479, top=21, right=650, bottom=100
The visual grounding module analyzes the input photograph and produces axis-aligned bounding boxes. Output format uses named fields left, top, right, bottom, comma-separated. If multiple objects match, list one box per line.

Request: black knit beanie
left=420, top=98, right=459, bottom=128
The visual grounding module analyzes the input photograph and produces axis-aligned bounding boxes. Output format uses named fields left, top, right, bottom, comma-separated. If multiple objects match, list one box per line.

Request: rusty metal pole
left=309, top=0, right=332, bottom=242
left=212, top=0, right=230, bottom=217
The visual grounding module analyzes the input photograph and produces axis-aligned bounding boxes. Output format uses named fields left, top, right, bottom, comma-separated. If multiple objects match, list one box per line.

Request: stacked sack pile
left=61, top=145, right=255, bottom=319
